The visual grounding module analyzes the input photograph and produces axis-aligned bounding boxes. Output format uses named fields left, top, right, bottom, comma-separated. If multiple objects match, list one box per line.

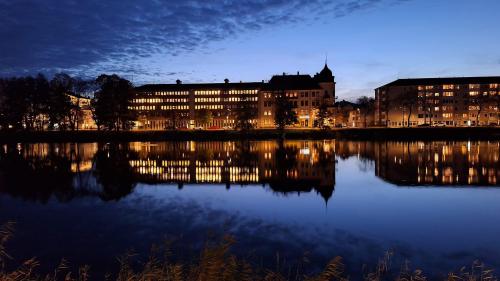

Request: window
left=443, top=113, right=453, bottom=118
left=469, top=91, right=479, bottom=96
left=443, top=92, right=454, bottom=97
left=490, top=84, right=498, bottom=88
left=443, top=84, right=455, bottom=90
left=469, top=84, right=480, bottom=89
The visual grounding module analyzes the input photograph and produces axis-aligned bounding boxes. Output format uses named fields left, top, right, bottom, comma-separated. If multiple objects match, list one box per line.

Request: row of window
left=195, top=97, right=220, bottom=103
left=418, top=91, right=499, bottom=97
left=416, top=113, right=500, bottom=119
left=228, top=89, right=258, bottom=95
left=160, top=105, right=189, bottom=110
left=416, top=105, right=494, bottom=112
left=194, top=90, right=221, bottom=96
left=154, top=91, right=189, bottom=96
left=133, top=98, right=163, bottom=103
left=418, top=84, right=499, bottom=91
left=195, top=105, right=224, bottom=110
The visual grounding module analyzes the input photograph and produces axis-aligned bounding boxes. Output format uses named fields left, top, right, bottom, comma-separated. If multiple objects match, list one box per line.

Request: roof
left=314, top=63, right=334, bottom=83
left=263, top=74, right=322, bottom=91
left=378, top=76, right=500, bottom=88
left=135, top=82, right=264, bottom=92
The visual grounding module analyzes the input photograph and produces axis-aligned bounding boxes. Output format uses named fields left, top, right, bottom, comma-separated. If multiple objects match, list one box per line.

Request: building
left=375, top=77, right=500, bottom=127
left=131, top=64, right=335, bottom=130
left=67, top=94, right=97, bottom=130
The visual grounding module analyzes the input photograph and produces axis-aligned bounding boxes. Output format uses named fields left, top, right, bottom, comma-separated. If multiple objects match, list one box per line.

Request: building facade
left=67, top=94, right=97, bottom=130
left=375, top=77, right=500, bottom=127
left=131, top=64, right=335, bottom=130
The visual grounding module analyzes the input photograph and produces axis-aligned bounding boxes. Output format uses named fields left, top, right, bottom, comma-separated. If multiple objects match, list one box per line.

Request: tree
left=0, top=79, right=7, bottom=129
left=195, top=108, right=212, bottom=128
left=274, top=91, right=297, bottom=130
left=92, top=74, right=136, bottom=131
left=165, top=110, right=182, bottom=130
left=234, top=95, right=257, bottom=131
left=21, top=74, right=51, bottom=130
left=314, top=100, right=330, bottom=129
left=1, top=78, right=27, bottom=130
left=48, top=73, right=73, bottom=130
left=356, top=96, right=375, bottom=127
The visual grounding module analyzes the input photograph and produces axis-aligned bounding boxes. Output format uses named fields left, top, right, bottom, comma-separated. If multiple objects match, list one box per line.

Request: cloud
left=0, top=0, right=408, bottom=79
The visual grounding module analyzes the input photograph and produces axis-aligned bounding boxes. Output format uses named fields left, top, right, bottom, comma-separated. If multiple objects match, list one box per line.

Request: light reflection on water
left=0, top=140, right=500, bottom=279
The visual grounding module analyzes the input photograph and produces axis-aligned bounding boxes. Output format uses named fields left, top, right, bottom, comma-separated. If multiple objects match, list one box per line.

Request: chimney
left=176, top=79, right=182, bottom=84
left=224, top=78, right=229, bottom=84
left=282, top=72, right=286, bottom=76
left=297, top=71, right=299, bottom=75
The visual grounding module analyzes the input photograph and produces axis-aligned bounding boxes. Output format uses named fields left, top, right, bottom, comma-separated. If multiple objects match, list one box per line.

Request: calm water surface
left=1, top=140, right=500, bottom=279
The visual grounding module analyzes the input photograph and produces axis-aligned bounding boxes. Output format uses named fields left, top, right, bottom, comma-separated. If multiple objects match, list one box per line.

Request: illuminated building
left=375, top=77, right=500, bottom=127
left=132, top=64, right=335, bottom=129
left=67, top=94, right=97, bottom=130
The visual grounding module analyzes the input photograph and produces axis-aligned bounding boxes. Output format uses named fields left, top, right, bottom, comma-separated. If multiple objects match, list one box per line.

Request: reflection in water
left=0, top=140, right=338, bottom=202
left=1, top=140, right=500, bottom=278
left=374, top=141, right=500, bottom=186
left=1, top=140, right=500, bottom=203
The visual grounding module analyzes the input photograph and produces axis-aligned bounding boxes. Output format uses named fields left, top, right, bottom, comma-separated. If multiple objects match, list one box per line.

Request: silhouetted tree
left=274, top=92, right=297, bottom=130
left=234, top=95, right=257, bottom=131
left=0, top=79, right=6, bottom=129
left=0, top=144, right=76, bottom=203
left=356, top=96, right=375, bottom=127
left=91, top=74, right=136, bottom=131
left=195, top=108, right=212, bottom=127
left=92, top=144, right=137, bottom=201
left=0, top=75, right=50, bottom=130
left=166, top=110, right=182, bottom=130
left=274, top=139, right=298, bottom=180
left=48, top=73, right=73, bottom=130
left=314, top=101, right=330, bottom=129
left=27, top=74, right=51, bottom=130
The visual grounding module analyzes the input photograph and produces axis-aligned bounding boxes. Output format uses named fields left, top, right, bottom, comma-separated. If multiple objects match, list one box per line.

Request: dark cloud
left=0, top=0, right=407, bottom=78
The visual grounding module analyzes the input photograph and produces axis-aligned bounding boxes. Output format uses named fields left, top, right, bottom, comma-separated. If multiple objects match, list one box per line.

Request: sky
left=1, top=0, right=500, bottom=100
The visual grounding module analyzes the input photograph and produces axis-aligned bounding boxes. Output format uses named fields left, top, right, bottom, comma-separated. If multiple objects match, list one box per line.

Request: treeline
left=0, top=73, right=136, bottom=131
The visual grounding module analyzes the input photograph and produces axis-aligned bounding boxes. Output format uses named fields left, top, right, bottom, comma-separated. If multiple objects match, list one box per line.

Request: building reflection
left=1, top=140, right=499, bottom=203
left=0, top=140, right=336, bottom=202
left=127, top=140, right=336, bottom=202
left=373, top=141, right=500, bottom=186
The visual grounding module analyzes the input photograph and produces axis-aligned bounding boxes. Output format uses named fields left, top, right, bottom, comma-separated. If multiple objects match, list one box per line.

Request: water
left=0, top=140, right=500, bottom=279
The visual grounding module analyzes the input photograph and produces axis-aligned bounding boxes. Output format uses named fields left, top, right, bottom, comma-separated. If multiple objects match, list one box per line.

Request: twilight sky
left=1, top=0, right=499, bottom=100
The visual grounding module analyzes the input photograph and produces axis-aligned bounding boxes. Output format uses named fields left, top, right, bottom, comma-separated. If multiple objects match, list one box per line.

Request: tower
left=314, top=63, right=336, bottom=105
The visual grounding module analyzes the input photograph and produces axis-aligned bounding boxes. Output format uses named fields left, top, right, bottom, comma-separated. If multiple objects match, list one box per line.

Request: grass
left=0, top=223, right=497, bottom=281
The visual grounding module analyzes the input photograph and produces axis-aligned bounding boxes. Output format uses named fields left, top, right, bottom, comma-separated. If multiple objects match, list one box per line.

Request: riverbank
left=2, top=127, right=500, bottom=142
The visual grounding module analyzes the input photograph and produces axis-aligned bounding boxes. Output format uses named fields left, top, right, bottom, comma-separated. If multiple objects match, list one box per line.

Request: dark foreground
left=3, top=127, right=500, bottom=142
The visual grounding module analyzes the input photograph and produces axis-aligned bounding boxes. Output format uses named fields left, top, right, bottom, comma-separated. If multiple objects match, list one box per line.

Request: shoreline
left=2, top=127, right=500, bottom=142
